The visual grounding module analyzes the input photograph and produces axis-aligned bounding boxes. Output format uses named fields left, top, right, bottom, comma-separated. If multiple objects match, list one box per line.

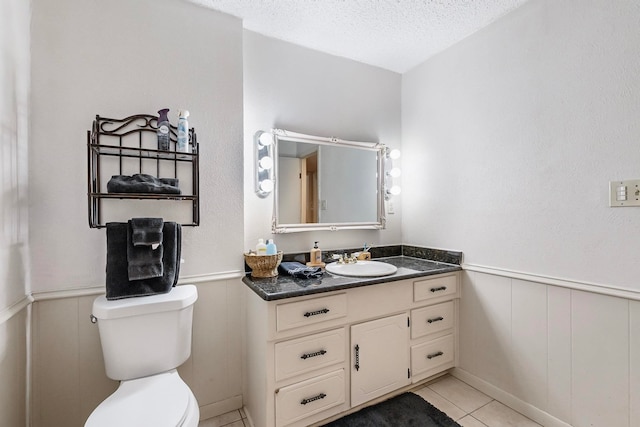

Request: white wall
left=1, top=0, right=30, bottom=425
left=402, top=1, right=640, bottom=426
left=243, top=31, right=402, bottom=254
left=1, top=0, right=30, bottom=311
left=402, top=0, right=640, bottom=292
left=30, top=0, right=244, bottom=294
left=29, top=0, right=245, bottom=424
left=23, top=0, right=640, bottom=425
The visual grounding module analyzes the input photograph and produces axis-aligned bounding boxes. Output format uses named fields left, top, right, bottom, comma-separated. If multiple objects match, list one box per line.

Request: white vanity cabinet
left=244, top=272, right=460, bottom=427
left=409, top=274, right=458, bottom=383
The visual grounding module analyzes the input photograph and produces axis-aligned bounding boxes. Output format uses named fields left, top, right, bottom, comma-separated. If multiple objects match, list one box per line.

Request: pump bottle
left=307, top=241, right=325, bottom=267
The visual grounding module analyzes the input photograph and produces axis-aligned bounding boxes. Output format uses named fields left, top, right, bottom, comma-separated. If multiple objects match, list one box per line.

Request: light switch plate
left=387, top=201, right=395, bottom=214
left=610, top=180, right=640, bottom=207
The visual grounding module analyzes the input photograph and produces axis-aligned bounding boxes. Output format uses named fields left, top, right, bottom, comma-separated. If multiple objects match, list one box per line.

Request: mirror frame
left=270, top=128, right=387, bottom=233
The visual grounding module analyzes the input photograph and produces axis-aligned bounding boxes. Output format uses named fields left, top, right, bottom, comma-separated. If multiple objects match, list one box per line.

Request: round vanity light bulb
left=259, top=179, right=274, bottom=193
left=389, top=149, right=401, bottom=160
left=258, top=132, right=273, bottom=147
left=388, top=167, right=401, bottom=178
left=389, top=185, right=401, bottom=196
left=259, top=156, right=273, bottom=170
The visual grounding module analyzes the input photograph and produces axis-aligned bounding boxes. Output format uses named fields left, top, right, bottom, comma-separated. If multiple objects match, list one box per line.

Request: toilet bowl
left=85, top=285, right=199, bottom=427
left=85, top=370, right=199, bottom=427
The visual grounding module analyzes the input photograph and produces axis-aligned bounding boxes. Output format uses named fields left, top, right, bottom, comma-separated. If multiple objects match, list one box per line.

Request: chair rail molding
left=0, top=295, right=33, bottom=324
left=463, top=263, right=640, bottom=301
left=30, top=270, right=245, bottom=302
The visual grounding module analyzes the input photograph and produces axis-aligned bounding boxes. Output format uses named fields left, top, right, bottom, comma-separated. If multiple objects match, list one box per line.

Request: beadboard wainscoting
left=0, top=299, right=29, bottom=427
left=456, top=267, right=640, bottom=427
left=30, top=272, right=245, bottom=427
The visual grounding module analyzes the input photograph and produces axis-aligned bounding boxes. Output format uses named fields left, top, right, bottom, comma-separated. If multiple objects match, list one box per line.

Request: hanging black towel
left=106, top=221, right=182, bottom=300
left=127, top=218, right=164, bottom=280
left=130, top=217, right=164, bottom=246
left=127, top=232, right=164, bottom=280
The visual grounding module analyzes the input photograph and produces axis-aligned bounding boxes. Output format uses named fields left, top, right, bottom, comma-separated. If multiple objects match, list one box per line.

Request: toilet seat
left=85, top=370, right=198, bottom=427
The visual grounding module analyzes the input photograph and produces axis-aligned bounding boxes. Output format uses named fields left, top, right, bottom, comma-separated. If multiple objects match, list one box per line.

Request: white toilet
left=85, top=285, right=199, bottom=427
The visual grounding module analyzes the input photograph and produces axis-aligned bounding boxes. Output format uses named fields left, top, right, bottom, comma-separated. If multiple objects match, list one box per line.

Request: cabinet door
left=350, top=313, right=410, bottom=407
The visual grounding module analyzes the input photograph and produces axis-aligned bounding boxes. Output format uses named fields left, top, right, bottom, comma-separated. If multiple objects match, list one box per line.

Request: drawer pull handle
left=301, top=393, right=327, bottom=405
left=304, top=308, right=330, bottom=317
left=427, top=351, right=444, bottom=360
left=427, top=316, right=444, bottom=324
left=354, top=344, right=360, bottom=371
left=430, top=286, right=447, bottom=293
left=300, top=350, right=327, bottom=360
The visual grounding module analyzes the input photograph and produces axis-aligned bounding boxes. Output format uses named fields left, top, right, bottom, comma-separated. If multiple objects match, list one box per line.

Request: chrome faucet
left=332, top=253, right=357, bottom=264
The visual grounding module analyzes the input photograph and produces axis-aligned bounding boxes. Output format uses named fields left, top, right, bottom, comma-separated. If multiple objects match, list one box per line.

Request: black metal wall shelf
left=88, top=114, right=200, bottom=228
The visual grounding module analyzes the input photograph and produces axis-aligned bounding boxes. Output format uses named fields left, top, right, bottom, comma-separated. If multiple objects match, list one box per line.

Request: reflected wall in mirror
left=270, top=129, right=386, bottom=233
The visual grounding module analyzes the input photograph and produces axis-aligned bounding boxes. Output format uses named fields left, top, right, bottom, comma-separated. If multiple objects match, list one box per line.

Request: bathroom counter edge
left=242, top=256, right=462, bottom=301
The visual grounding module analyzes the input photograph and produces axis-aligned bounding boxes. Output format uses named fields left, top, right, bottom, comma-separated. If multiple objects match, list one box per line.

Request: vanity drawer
left=411, top=301, right=454, bottom=339
left=276, top=293, right=347, bottom=332
left=275, top=328, right=346, bottom=382
left=414, top=275, right=457, bottom=302
left=411, top=334, right=454, bottom=377
left=275, top=369, right=346, bottom=427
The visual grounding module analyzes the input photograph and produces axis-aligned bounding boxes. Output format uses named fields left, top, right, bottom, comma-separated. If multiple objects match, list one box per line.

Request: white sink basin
left=325, top=260, right=397, bottom=277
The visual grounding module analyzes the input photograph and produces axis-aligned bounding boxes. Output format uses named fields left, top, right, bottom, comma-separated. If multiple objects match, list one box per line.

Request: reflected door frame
left=300, top=152, right=318, bottom=223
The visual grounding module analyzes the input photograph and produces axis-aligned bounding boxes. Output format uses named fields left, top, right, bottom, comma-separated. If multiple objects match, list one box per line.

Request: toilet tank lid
left=92, top=285, right=198, bottom=320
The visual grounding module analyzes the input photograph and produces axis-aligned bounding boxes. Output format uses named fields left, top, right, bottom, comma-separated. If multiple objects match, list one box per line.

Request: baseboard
left=451, top=368, right=572, bottom=427
left=199, top=395, right=243, bottom=421
left=243, top=407, right=256, bottom=427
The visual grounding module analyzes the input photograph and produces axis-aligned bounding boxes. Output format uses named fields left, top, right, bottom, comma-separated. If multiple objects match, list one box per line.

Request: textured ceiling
left=191, top=0, right=530, bottom=73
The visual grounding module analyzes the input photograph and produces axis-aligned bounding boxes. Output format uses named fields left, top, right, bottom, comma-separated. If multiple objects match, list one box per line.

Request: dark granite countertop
left=242, top=255, right=462, bottom=301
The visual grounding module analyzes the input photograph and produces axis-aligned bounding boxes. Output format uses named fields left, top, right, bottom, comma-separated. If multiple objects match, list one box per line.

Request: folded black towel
left=107, top=174, right=180, bottom=194
left=106, top=222, right=182, bottom=300
left=130, top=217, right=163, bottom=246
left=279, top=262, right=323, bottom=279
left=127, top=222, right=163, bottom=281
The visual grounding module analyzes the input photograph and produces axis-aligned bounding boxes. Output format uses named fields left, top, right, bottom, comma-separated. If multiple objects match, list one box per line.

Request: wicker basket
left=244, top=252, right=283, bottom=278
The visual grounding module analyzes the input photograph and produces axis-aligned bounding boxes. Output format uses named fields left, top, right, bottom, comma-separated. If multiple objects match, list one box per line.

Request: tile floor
left=198, top=407, right=248, bottom=427
left=198, top=374, right=541, bottom=427
left=412, top=375, right=541, bottom=427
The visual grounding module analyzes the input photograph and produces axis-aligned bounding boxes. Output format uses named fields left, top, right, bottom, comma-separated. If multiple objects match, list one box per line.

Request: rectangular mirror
left=271, top=129, right=386, bottom=233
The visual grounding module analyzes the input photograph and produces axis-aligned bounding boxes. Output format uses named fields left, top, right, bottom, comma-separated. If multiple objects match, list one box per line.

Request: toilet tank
left=92, top=285, right=198, bottom=381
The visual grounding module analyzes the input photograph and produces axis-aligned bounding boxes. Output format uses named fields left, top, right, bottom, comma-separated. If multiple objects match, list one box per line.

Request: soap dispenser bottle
left=307, top=241, right=325, bottom=267
left=157, top=108, right=171, bottom=151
